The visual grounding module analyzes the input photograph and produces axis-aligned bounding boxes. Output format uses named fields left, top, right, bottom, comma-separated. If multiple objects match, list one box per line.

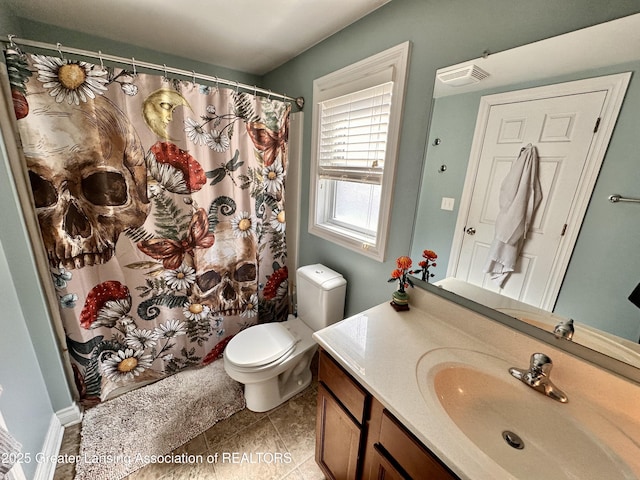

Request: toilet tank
left=296, top=264, right=346, bottom=331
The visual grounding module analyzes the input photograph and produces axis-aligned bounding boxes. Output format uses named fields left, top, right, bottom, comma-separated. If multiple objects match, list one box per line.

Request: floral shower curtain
left=5, top=48, right=290, bottom=404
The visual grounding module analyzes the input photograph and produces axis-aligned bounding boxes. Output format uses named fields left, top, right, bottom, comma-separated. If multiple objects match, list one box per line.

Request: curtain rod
left=1, top=35, right=305, bottom=110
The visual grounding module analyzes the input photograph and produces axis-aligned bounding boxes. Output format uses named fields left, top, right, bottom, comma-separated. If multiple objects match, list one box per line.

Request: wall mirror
left=410, top=13, right=640, bottom=380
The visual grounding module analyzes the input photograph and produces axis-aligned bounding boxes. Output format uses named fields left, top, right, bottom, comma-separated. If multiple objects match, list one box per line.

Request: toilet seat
left=225, top=322, right=296, bottom=368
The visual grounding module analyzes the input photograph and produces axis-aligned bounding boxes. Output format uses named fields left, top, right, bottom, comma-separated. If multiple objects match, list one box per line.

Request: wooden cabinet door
left=316, top=383, right=361, bottom=480
left=378, top=410, right=458, bottom=480
left=370, top=445, right=407, bottom=480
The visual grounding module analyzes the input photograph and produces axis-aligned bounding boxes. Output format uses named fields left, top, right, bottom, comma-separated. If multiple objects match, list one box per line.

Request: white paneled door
left=450, top=74, right=630, bottom=309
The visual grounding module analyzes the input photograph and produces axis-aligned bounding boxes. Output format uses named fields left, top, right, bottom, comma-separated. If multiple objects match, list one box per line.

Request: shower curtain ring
left=7, top=34, right=16, bottom=47
left=267, top=89, right=272, bottom=100
left=98, top=50, right=105, bottom=70
left=131, top=57, right=137, bottom=76
left=253, top=85, right=257, bottom=96
left=235, top=80, right=239, bottom=93
left=163, top=64, right=168, bottom=82
left=56, top=42, right=64, bottom=59
left=192, top=70, right=196, bottom=85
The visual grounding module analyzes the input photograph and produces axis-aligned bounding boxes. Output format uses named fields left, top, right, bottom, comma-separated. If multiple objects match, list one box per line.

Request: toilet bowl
left=223, top=264, right=347, bottom=412
left=224, top=315, right=317, bottom=412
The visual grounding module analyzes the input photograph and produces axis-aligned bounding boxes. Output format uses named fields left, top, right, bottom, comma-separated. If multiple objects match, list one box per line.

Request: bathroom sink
left=496, top=307, right=640, bottom=369
left=416, top=348, right=639, bottom=479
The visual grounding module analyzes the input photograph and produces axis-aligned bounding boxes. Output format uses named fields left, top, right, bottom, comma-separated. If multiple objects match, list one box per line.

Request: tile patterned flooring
left=53, top=361, right=325, bottom=480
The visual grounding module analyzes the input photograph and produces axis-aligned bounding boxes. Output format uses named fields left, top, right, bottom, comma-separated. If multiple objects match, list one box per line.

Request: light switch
left=441, top=197, right=455, bottom=211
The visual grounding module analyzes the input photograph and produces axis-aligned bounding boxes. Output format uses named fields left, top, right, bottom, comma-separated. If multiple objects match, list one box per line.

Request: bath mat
left=76, top=359, right=245, bottom=480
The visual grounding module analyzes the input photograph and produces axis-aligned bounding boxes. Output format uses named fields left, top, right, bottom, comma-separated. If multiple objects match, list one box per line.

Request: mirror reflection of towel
left=483, top=144, right=542, bottom=287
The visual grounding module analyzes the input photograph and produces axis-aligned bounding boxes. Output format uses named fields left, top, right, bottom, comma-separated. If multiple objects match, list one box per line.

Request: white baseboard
left=55, top=402, right=83, bottom=427
left=33, top=414, right=64, bottom=480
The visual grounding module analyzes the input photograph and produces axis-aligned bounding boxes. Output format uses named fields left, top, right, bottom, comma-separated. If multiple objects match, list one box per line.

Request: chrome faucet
left=509, top=353, right=568, bottom=403
left=553, top=319, right=574, bottom=340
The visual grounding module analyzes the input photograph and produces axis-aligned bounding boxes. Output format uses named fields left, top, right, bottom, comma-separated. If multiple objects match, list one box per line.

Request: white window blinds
left=318, top=82, right=393, bottom=185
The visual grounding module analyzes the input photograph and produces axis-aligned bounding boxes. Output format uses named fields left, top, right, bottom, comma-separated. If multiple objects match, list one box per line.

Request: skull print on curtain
left=5, top=49, right=290, bottom=404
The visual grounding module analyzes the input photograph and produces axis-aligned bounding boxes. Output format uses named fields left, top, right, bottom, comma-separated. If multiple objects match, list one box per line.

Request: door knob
left=465, top=227, right=476, bottom=235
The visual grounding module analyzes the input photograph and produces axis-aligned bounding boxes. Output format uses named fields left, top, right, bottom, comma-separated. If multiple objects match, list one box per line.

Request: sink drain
left=502, top=430, right=525, bottom=450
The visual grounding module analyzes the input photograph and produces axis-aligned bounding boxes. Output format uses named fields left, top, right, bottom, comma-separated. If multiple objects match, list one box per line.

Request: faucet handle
left=529, top=352, right=553, bottom=375
left=554, top=319, right=574, bottom=340
left=510, top=352, right=552, bottom=386
left=510, top=352, right=568, bottom=403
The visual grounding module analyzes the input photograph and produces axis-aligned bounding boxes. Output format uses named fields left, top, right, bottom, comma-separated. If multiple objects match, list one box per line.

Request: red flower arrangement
left=412, top=249, right=438, bottom=282
left=388, top=250, right=438, bottom=311
left=388, top=256, right=414, bottom=294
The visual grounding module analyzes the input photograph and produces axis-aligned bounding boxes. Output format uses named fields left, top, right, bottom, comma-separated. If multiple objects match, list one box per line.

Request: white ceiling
left=2, top=0, right=391, bottom=75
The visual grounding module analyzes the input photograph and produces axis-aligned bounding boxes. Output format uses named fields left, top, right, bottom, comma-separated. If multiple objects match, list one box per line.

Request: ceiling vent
left=437, top=64, right=489, bottom=87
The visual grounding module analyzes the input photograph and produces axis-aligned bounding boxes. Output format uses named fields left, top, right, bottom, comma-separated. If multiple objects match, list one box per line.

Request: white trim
left=448, top=73, right=631, bottom=309
left=56, top=402, right=83, bottom=427
left=33, top=414, right=64, bottom=480
left=309, top=41, right=411, bottom=262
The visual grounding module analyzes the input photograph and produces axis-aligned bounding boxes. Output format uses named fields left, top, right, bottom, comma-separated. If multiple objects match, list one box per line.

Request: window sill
left=309, top=221, right=384, bottom=262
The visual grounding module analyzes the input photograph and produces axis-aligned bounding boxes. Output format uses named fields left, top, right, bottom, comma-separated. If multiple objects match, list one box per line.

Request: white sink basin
left=496, top=307, right=640, bottom=369
left=416, top=348, right=639, bottom=479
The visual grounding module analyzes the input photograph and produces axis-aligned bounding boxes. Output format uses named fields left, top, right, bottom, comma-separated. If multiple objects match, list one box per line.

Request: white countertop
left=312, top=285, right=640, bottom=480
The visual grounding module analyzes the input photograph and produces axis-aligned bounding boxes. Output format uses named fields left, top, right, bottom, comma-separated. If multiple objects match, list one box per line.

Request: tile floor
left=53, top=360, right=325, bottom=480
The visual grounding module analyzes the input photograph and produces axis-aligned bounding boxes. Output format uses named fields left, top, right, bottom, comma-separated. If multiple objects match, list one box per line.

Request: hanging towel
left=483, top=143, right=542, bottom=287
left=0, top=386, right=23, bottom=477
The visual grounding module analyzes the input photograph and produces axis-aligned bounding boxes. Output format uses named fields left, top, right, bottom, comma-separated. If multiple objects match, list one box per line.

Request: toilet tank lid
left=297, top=264, right=346, bottom=290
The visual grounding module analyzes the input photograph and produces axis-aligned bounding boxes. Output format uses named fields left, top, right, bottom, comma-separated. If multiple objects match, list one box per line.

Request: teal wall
left=413, top=59, right=640, bottom=341
left=263, top=0, right=640, bottom=317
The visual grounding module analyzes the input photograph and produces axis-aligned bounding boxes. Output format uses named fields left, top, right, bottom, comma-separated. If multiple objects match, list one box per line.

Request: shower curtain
left=4, top=48, right=290, bottom=404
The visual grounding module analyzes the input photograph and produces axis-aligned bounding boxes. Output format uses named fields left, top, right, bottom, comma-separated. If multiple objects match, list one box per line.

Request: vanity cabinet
left=317, top=349, right=459, bottom=480
left=316, top=348, right=369, bottom=480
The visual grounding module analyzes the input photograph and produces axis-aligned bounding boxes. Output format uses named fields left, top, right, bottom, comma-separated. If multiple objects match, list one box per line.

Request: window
left=309, top=42, right=410, bottom=261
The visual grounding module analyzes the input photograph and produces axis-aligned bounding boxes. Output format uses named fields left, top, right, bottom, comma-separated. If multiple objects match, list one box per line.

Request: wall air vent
left=437, top=64, right=489, bottom=86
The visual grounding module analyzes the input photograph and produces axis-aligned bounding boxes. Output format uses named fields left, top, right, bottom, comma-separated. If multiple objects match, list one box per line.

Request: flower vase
left=391, top=289, right=410, bottom=311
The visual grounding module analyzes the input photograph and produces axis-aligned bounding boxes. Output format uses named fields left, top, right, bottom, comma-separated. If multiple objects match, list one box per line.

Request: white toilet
left=223, top=264, right=346, bottom=412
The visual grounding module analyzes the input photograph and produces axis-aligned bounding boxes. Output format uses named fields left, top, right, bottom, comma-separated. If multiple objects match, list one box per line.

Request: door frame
left=447, top=72, right=631, bottom=310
